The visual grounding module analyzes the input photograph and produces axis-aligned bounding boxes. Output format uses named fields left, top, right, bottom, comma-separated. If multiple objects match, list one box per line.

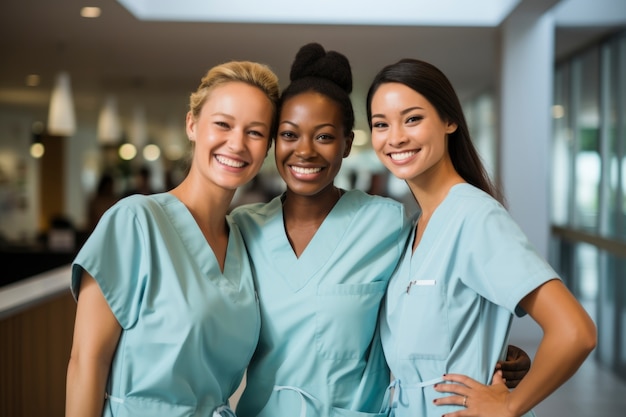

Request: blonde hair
left=189, top=61, right=280, bottom=133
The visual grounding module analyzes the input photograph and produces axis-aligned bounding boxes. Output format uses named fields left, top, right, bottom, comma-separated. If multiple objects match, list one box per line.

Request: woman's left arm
left=434, top=279, right=597, bottom=417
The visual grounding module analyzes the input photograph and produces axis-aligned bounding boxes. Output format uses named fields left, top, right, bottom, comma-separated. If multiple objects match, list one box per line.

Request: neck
left=169, top=178, right=234, bottom=236
left=281, top=185, right=343, bottom=258
left=282, top=185, right=342, bottom=225
left=406, top=164, right=464, bottom=219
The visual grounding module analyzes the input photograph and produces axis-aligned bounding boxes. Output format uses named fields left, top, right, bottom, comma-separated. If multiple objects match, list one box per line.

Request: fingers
left=501, top=369, right=529, bottom=388
left=492, top=369, right=505, bottom=386
left=504, top=378, right=520, bottom=389
left=441, top=373, right=478, bottom=387
left=434, top=375, right=512, bottom=415
left=433, top=377, right=471, bottom=397
left=502, top=345, right=532, bottom=371
left=432, top=393, right=467, bottom=409
left=507, top=344, right=522, bottom=359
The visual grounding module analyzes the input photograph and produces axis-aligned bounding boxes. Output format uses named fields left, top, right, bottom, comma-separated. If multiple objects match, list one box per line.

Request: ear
left=446, top=121, right=458, bottom=135
left=343, top=131, right=355, bottom=158
left=185, top=111, right=196, bottom=142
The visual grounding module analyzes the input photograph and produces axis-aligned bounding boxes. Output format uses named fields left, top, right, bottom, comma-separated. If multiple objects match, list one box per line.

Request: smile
left=215, top=155, right=246, bottom=168
left=290, top=165, right=323, bottom=175
left=389, top=150, right=418, bottom=161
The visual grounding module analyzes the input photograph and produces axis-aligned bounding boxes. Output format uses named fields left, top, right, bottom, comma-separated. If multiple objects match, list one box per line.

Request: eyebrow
left=212, top=112, right=268, bottom=128
left=211, top=112, right=234, bottom=119
left=279, top=120, right=336, bottom=130
left=371, top=106, right=424, bottom=119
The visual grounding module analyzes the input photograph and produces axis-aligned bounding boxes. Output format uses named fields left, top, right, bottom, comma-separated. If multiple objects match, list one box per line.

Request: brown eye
left=406, top=115, right=423, bottom=123
left=278, top=131, right=298, bottom=142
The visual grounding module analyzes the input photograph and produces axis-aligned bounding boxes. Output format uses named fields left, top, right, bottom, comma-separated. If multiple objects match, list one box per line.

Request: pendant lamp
left=47, top=71, right=76, bottom=136
left=130, top=105, right=148, bottom=148
left=97, top=95, right=122, bottom=145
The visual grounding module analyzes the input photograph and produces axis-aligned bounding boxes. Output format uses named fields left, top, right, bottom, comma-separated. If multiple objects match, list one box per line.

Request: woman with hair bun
left=231, top=42, right=407, bottom=417
left=231, top=43, right=527, bottom=417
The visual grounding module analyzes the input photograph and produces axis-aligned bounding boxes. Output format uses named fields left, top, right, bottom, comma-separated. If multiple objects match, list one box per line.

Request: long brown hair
left=366, top=58, right=503, bottom=204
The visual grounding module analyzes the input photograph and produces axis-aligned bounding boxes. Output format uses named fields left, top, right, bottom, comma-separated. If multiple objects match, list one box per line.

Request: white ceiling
left=0, top=0, right=623, bottom=134
left=117, top=0, right=521, bottom=26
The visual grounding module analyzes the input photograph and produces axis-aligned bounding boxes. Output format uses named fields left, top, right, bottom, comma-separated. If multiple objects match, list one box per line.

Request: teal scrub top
left=231, top=190, right=410, bottom=417
left=71, top=193, right=260, bottom=417
left=380, top=184, right=557, bottom=417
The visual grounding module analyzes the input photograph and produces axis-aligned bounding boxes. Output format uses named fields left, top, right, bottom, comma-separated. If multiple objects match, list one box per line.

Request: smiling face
left=186, top=81, right=273, bottom=191
left=275, top=91, right=353, bottom=197
left=369, top=82, right=457, bottom=185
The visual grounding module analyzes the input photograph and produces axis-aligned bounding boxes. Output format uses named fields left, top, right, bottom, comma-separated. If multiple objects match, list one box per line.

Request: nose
left=227, top=129, right=246, bottom=152
left=387, top=124, right=408, bottom=148
left=294, top=138, right=316, bottom=159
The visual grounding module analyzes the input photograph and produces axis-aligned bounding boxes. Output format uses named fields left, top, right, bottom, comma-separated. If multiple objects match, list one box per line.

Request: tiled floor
left=509, top=311, right=626, bottom=417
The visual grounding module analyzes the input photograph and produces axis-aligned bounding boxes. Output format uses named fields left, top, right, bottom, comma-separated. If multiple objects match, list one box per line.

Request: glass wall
left=465, top=93, right=498, bottom=181
left=551, top=30, right=626, bottom=381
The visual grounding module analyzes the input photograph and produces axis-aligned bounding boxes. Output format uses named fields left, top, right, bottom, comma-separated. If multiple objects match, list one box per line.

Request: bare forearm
left=66, top=357, right=109, bottom=417
left=506, top=317, right=596, bottom=414
left=505, top=281, right=597, bottom=415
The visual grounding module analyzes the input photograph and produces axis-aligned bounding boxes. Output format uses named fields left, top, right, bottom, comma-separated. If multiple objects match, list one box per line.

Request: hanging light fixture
left=163, top=117, right=186, bottom=161
left=47, top=71, right=76, bottom=136
left=129, top=105, right=148, bottom=149
left=97, top=95, right=122, bottom=145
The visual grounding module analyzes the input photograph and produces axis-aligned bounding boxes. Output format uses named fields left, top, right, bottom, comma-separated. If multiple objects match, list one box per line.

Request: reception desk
left=0, top=265, right=75, bottom=417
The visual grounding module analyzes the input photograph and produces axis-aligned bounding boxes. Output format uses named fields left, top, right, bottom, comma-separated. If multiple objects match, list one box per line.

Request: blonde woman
left=66, top=61, right=279, bottom=417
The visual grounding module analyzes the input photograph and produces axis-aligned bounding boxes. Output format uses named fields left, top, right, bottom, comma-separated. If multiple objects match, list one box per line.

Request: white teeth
left=215, top=155, right=245, bottom=168
left=291, top=166, right=322, bottom=175
left=389, top=151, right=417, bottom=161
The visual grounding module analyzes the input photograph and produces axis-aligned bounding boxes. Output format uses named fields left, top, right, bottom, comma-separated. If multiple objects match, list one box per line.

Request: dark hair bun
left=289, top=43, right=352, bottom=94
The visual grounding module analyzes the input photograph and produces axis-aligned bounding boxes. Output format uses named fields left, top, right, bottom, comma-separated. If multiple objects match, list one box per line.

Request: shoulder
left=449, top=185, right=529, bottom=244
left=341, top=190, right=410, bottom=241
left=447, top=184, right=506, bottom=220
left=94, top=193, right=176, bottom=236
left=344, top=189, right=406, bottom=216
left=110, top=192, right=173, bottom=215
left=231, top=196, right=280, bottom=223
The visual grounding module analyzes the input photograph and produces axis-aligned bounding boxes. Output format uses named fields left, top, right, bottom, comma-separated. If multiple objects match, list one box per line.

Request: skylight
left=117, top=0, right=522, bottom=27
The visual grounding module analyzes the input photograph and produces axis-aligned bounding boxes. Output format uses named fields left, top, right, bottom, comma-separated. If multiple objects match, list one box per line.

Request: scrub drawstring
left=381, top=377, right=444, bottom=414
left=380, top=379, right=399, bottom=414
left=104, top=392, right=124, bottom=404
left=212, top=404, right=236, bottom=417
left=274, top=385, right=319, bottom=417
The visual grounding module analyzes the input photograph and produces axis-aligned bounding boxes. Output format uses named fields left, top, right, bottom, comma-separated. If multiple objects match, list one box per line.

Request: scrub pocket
left=397, top=279, right=450, bottom=360
left=315, top=281, right=387, bottom=360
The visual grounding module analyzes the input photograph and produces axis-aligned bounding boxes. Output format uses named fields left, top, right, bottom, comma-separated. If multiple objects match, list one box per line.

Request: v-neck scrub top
left=380, top=184, right=557, bottom=417
left=231, top=190, right=410, bottom=417
left=71, top=193, right=260, bottom=417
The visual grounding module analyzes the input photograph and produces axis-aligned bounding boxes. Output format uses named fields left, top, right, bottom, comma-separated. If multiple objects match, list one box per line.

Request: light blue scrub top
left=231, top=190, right=410, bottom=417
left=380, top=184, right=557, bottom=417
left=71, top=193, right=260, bottom=417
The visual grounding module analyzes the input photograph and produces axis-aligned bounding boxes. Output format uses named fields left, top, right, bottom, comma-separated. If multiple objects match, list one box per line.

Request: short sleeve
left=71, top=202, right=149, bottom=328
left=462, top=202, right=558, bottom=316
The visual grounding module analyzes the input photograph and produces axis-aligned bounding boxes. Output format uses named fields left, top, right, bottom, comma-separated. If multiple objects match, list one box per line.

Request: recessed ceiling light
left=81, top=7, right=101, bottom=18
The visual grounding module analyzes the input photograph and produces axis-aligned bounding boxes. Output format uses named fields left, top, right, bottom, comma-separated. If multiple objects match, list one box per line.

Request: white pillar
left=499, top=10, right=555, bottom=258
